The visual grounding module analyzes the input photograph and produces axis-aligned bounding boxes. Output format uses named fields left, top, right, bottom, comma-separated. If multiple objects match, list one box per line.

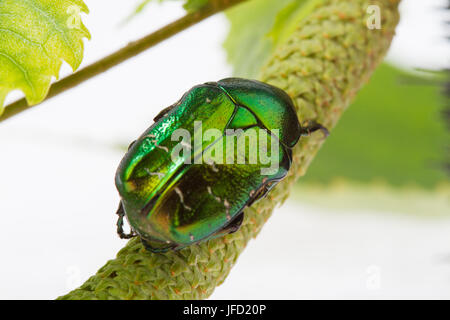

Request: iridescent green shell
left=115, top=78, right=302, bottom=252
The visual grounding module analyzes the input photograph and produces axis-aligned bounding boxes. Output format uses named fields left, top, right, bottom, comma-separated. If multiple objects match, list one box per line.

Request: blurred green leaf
left=268, top=0, right=321, bottom=48
left=224, top=0, right=292, bottom=78
left=294, top=182, right=450, bottom=217
left=302, top=63, right=449, bottom=189
left=224, top=0, right=318, bottom=78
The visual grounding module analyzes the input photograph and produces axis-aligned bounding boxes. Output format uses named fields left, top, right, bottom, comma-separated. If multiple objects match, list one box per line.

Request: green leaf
left=224, top=0, right=290, bottom=78
left=302, top=63, right=449, bottom=189
left=0, top=0, right=90, bottom=114
left=268, top=0, right=321, bottom=47
left=224, top=0, right=318, bottom=78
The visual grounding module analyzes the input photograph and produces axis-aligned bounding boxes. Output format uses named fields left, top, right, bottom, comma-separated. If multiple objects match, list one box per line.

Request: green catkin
left=59, top=0, right=400, bottom=300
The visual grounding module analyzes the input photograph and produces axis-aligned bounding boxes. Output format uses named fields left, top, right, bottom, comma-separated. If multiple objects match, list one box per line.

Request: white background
left=0, top=0, right=449, bottom=299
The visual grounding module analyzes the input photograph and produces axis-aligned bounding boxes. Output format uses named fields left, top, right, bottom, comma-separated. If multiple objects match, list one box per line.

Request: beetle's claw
left=118, top=231, right=136, bottom=239
left=116, top=202, right=137, bottom=240
left=301, top=121, right=329, bottom=138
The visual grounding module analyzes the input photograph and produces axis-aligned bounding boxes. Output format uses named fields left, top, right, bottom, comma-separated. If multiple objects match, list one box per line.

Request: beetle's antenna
left=301, top=121, right=329, bottom=138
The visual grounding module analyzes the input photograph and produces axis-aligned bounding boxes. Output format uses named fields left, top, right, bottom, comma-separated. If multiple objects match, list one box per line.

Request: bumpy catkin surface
left=59, top=0, right=400, bottom=300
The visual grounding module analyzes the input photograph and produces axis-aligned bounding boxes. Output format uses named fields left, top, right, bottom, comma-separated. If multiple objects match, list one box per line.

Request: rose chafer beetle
left=115, top=78, right=328, bottom=252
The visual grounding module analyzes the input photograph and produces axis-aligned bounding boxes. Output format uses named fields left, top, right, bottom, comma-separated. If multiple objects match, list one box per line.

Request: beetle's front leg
left=300, top=121, right=329, bottom=138
left=116, top=202, right=136, bottom=239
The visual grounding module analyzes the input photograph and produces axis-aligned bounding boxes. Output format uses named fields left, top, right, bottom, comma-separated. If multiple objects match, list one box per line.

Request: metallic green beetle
left=115, top=78, right=328, bottom=252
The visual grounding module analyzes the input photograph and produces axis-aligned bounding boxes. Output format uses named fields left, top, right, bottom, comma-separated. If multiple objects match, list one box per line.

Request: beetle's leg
left=116, top=202, right=136, bottom=239
left=247, top=181, right=278, bottom=207
left=220, top=212, right=244, bottom=235
left=300, top=121, right=329, bottom=138
left=226, top=212, right=244, bottom=234
left=206, top=212, right=245, bottom=240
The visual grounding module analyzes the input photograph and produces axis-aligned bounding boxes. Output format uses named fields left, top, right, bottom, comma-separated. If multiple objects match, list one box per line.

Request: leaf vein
left=21, top=0, right=76, bottom=63
left=0, top=27, right=42, bottom=47
left=0, top=51, right=35, bottom=96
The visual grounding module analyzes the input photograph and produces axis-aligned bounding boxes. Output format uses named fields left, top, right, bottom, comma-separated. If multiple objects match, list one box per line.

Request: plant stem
left=0, top=0, right=247, bottom=123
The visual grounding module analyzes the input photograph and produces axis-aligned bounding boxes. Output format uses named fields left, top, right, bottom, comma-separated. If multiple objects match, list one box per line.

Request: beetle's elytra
left=115, top=78, right=328, bottom=252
